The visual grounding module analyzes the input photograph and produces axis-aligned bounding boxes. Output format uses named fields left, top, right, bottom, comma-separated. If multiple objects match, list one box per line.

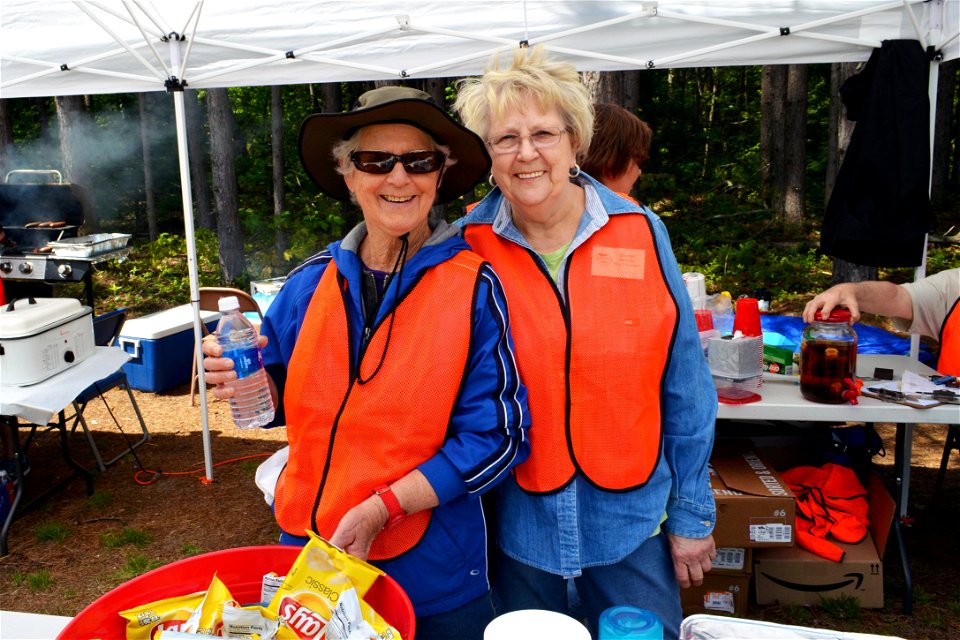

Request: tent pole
left=169, top=38, right=215, bottom=483
left=910, top=56, right=941, bottom=361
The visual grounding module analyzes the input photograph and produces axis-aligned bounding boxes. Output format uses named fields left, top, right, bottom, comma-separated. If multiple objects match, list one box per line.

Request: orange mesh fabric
left=464, top=215, right=675, bottom=493
left=276, top=252, right=481, bottom=559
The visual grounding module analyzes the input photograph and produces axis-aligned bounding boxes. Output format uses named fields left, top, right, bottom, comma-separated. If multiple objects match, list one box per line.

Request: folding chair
left=69, top=308, right=150, bottom=471
left=189, top=287, right=264, bottom=406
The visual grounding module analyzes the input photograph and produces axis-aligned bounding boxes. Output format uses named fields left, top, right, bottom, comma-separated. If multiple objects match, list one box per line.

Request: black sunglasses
left=350, top=150, right=446, bottom=175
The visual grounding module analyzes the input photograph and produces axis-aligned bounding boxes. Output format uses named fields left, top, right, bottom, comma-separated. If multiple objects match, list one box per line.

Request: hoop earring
left=488, top=174, right=498, bottom=188
left=569, top=164, right=581, bottom=178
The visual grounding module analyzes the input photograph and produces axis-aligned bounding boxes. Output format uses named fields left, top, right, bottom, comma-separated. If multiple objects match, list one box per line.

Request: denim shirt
left=460, top=174, right=717, bottom=577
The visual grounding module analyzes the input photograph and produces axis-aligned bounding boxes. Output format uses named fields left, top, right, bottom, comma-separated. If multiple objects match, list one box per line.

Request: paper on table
left=0, top=347, right=131, bottom=424
left=864, top=373, right=943, bottom=408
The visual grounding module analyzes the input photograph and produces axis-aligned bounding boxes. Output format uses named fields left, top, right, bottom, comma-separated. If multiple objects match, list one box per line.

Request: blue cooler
left=117, top=304, right=219, bottom=392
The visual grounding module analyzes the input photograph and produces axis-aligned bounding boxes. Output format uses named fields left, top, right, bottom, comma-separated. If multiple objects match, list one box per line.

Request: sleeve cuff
left=418, top=453, right=467, bottom=506
left=664, top=500, right=716, bottom=539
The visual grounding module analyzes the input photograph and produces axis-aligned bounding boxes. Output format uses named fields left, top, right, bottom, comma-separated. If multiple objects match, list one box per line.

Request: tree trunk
left=138, top=93, right=158, bottom=242
left=781, top=64, right=808, bottom=226
left=422, top=77, right=446, bottom=107
left=271, top=86, right=287, bottom=261
left=621, top=71, right=641, bottom=113
left=702, top=69, right=719, bottom=179
left=0, top=100, right=14, bottom=178
left=825, top=62, right=859, bottom=207
left=55, top=95, right=100, bottom=233
left=760, top=66, right=787, bottom=212
left=931, top=59, right=958, bottom=211
left=185, top=89, right=214, bottom=230
left=206, top=88, right=245, bottom=285
left=321, top=82, right=340, bottom=113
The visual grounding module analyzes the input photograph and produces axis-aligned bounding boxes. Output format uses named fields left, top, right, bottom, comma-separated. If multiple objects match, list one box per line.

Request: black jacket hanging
left=820, top=39, right=932, bottom=267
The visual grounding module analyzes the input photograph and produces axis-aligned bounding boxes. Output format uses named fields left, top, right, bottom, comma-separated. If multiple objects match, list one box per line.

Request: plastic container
left=117, top=305, right=219, bottom=392
left=599, top=605, right=663, bottom=639
left=800, top=309, right=858, bottom=404
left=216, top=296, right=275, bottom=429
left=485, top=609, right=590, bottom=639
left=56, top=545, right=415, bottom=640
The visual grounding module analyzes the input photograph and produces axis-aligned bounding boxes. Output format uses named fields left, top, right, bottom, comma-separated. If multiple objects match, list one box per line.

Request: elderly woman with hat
left=202, top=86, right=530, bottom=639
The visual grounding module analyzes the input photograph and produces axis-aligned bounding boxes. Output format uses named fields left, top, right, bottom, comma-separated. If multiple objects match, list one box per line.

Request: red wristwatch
left=373, top=484, right=406, bottom=529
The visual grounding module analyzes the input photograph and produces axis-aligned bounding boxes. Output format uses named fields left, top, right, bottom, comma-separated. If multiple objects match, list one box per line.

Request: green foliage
left=820, top=593, right=863, bottom=622
left=35, top=521, right=71, bottom=543
left=101, top=527, right=152, bottom=548
left=25, top=570, right=53, bottom=593
left=86, top=491, right=113, bottom=511
left=180, top=543, right=205, bottom=556
left=112, top=554, right=163, bottom=581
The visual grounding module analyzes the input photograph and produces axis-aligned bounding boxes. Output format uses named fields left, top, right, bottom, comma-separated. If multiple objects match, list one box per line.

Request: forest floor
left=0, top=371, right=958, bottom=639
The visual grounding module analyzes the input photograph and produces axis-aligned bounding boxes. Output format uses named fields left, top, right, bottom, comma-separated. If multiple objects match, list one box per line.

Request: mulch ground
left=0, top=382, right=958, bottom=638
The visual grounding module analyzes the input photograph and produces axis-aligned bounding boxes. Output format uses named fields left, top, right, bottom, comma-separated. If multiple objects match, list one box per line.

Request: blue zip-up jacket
left=259, top=220, right=530, bottom=616
left=458, top=175, right=716, bottom=577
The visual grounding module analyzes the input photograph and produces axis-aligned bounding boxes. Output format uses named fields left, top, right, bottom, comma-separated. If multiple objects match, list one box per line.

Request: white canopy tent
left=2, top=0, right=958, bottom=480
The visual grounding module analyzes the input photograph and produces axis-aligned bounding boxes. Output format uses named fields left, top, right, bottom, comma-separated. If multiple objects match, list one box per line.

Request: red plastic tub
left=57, top=545, right=415, bottom=639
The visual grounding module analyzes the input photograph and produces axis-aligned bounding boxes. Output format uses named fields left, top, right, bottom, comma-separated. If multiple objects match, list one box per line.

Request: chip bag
left=268, top=533, right=401, bottom=639
left=120, top=575, right=236, bottom=639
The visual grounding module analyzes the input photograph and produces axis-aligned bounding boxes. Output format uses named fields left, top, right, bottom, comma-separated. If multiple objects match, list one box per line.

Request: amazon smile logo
left=761, top=571, right=864, bottom=592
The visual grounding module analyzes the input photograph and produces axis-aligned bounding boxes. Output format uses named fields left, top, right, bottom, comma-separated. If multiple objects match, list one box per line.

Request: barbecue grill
left=0, top=170, right=129, bottom=309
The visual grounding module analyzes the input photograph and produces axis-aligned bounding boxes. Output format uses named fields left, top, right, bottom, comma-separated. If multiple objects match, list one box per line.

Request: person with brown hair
left=579, top=102, right=653, bottom=202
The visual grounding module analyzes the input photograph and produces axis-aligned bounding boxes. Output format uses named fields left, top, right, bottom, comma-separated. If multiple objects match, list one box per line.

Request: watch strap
left=373, top=484, right=406, bottom=529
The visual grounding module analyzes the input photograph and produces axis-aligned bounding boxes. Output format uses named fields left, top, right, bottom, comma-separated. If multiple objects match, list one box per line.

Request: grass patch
left=10, top=571, right=25, bottom=587
left=86, top=491, right=113, bottom=510
left=25, top=570, right=53, bottom=592
left=777, top=604, right=813, bottom=627
left=921, top=610, right=946, bottom=630
left=240, top=460, right=260, bottom=477
left=180, top=543, right=204, bottom=556
left=112, top=554, right=162, bottom=582
left=35, top=521, right=71, bottom=542
left=947, top=590, right=960, bottom=616
left=820, top=593, right=862, bottom=623
left=102, top=527, right=152, bottom=548
left=912, top=585, right=936, bottom=605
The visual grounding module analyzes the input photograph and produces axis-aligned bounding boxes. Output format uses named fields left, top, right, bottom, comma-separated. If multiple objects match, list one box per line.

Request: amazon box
left=681, top=573, right=751, bottom=617
left=710, top=449, right=795, bottom=548
left=753, top=471, right=895, bottom=608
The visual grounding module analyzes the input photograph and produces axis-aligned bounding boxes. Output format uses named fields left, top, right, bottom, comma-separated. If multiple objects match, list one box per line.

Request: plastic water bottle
left=216, top=296, right=275, bottom=429
left=599, top=606, right=663, bottom=640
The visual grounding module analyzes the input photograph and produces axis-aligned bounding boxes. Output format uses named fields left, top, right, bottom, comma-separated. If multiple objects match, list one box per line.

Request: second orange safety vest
left=464, top=213, right=678, bottom=494
left=274, top=251, right=483, bottom=559
left=937, top=297, right=960, bottom=376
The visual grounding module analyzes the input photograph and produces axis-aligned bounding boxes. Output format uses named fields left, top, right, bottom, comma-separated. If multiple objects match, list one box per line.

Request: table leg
left=1, top=423, right=27, bottom=557
left=894, top=422, right=913, bottom=614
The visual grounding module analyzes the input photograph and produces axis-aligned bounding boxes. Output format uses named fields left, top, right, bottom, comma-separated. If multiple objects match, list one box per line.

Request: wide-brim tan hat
left=298, top=86, right=491, bottom=204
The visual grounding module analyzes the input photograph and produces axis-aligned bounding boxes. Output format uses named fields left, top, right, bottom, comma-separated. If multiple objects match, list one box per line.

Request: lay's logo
left=279, top=596, right=327, bottom=639
left=151, top=620, right=188, bottom=639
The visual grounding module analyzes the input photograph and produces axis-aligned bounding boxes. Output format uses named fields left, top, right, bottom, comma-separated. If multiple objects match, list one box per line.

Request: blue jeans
left=415, top=593, right=495, bottom=640
left=492, top=533, right=682, bottom=640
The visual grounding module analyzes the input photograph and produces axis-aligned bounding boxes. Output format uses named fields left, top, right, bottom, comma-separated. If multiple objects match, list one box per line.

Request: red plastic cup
left=694, top=309, right=714, bottom=332
left=732, top=298, right=762, bottom=337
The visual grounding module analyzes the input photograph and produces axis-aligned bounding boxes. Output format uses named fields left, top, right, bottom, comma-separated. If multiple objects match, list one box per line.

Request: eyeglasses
left=486, top=127, right=567, bottom=154
left=350, top=150, right=446, bottom=175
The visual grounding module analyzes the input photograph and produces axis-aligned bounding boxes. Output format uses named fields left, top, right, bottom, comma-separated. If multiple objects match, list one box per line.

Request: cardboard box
left=117, top=305, right=219, bottom=392
left=762, top=343, right=797, bottom=375
left=681, top=573, right=751, bottom=617
left=711, top=449, right=795, bottom=548
left=753, top=471, right=895, bottom=608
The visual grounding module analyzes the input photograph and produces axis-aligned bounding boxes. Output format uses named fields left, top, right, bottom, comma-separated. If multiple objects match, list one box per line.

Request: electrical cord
left=134, top=452, right=272, bottom=485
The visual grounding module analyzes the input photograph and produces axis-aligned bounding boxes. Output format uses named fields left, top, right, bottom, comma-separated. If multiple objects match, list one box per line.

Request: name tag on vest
left=591, top=246, right=646, bottom=280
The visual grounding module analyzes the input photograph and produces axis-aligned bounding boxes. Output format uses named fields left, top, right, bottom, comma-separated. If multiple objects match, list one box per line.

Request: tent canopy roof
left=2, top=0, right=958, bottom=99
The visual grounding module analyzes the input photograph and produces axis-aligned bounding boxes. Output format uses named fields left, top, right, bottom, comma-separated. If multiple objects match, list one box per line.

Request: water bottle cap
left=599, top=606, right=663, bottom=639
left=218, top=296, right=240, bottom=312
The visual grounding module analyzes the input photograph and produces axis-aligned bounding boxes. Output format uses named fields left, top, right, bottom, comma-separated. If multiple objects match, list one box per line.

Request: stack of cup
left=599, top=606, right=663, bottom=640
left=732, top=297, right=764, bottom=389
left=683, top=272, right=707, bottom=310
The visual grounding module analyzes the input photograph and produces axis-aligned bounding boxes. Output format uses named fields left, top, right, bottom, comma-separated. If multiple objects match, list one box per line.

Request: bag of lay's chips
left=120, top=575, right=236, bottom=639
left=268, top=533, right=401, bottom=640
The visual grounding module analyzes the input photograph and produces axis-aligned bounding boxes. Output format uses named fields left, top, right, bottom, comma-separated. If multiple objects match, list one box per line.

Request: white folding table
left=716, top=354, right=959, bottom=613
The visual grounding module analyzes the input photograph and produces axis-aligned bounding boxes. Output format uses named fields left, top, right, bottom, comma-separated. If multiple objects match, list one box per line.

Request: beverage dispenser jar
left=800, top=309, right=858, bottom=404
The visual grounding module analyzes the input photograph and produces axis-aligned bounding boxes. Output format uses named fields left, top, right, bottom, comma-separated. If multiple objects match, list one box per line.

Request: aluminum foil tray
left=49, top=233, right=131, bottom=257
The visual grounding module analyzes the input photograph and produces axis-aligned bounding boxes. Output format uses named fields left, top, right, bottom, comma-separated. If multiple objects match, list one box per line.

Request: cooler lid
left=119, top=304, right=219, bottom=340
left=0, top=297, right=89, bottom=338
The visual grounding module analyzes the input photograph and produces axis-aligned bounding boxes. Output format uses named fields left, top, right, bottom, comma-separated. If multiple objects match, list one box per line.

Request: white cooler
left=0, top=297, right=94, bottom=386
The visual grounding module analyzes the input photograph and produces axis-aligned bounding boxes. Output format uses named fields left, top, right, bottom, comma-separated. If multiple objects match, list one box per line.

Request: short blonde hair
left=454, top=46, right=594, bottom=156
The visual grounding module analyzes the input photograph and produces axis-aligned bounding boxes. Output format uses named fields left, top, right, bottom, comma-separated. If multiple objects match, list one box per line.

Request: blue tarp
left=759, top=314, right=936, bottom=366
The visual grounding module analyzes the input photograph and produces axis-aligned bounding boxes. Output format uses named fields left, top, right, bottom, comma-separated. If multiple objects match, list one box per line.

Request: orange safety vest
left=937, top=297, right=960, bottom=376
left=464, top=214, right=677, bottom=494
left=273, top=251, right=483, bottom=560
